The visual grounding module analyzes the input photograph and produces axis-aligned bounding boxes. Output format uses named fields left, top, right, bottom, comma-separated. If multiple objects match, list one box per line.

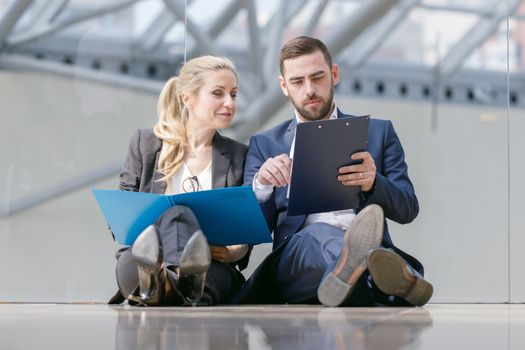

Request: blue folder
left=92, top=187, right=272, bottom=246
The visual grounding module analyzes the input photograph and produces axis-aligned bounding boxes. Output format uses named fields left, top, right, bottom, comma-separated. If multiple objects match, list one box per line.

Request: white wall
left=0, top=71, right=157, bottom=302
left=343, top=99, right=512, bottom=303
left=1, top=71, right=522, bottom=302
left=510, top=114, right=525, bottom=302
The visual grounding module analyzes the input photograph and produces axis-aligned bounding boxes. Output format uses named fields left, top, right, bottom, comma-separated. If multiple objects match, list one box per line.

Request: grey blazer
left=119, top=128, right=250, bottom=269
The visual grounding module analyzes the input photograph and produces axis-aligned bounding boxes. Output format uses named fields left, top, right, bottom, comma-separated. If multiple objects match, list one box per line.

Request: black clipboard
left=287, top=115, right=369, bottom=216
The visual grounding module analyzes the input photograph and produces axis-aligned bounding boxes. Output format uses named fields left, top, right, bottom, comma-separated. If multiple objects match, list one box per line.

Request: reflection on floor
left=0, top=304, right=524, bottom=349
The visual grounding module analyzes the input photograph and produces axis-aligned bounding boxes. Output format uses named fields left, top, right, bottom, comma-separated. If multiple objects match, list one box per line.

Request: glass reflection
left=113, top=307, right=433, bottom=350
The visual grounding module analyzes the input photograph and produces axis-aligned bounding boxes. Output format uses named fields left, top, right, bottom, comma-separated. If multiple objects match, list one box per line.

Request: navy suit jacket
left=229, top=110, right=422, bottom=304
left=244, top=111, right=419, bottom=249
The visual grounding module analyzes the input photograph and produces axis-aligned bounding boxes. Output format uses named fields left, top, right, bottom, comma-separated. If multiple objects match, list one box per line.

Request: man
left=230, top=36, right=432, bottom=307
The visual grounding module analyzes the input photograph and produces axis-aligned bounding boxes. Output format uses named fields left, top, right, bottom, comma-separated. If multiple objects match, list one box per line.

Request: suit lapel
left=283, top=118, right=297, bottom=151
left=150, top=133, right=231, bottom=193
left=337, top=109, right=361, bottom=120
left=150, top=150, right=167, bottom=194
left=211, top=132, right=231, bottom=189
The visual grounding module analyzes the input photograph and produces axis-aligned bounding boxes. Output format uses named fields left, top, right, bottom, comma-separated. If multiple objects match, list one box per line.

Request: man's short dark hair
left=279, top=36, right=333, bottom=75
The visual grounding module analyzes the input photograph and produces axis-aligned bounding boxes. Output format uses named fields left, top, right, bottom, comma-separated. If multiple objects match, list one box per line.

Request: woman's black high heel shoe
left=179, top=230, right=211, bottom=306
left=130, top=226, right=211, bottom=306
left=130, top=225, right=164, bottom=305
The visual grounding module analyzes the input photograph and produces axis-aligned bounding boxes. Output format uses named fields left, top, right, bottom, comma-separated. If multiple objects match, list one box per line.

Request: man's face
left=279, top=50, right=339, bottom=121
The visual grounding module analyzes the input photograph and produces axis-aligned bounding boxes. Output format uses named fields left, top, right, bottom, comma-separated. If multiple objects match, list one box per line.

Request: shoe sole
left=131, top=225, right=163, bottom=304
left=179, top=230, right=211, bottom=305
left=318, top=204, right=384, bottom=307
left=367, top=249, right=433, bottom=306
left=132, top=225, right=161, bottom=268
left=180, top=230, right=211, bottom=276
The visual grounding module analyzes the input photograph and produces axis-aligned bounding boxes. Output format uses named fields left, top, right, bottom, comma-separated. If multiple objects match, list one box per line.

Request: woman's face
left=185, top=69, right=238, bottom=130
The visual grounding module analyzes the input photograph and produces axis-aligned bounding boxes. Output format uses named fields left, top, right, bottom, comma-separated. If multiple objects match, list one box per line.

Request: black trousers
left=112, top=205, right=246, bottom=306
left=114, top=248, right=245, bottom=305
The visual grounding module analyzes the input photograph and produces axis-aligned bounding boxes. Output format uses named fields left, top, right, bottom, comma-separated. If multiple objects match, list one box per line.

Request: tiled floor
left=0, top=304, right=524, bottom=349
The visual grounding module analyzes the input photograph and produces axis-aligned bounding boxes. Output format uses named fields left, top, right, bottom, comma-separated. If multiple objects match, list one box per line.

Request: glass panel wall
left=509, top=1, right=525, bottom=302
left=0, top=0, right=520, bottom=302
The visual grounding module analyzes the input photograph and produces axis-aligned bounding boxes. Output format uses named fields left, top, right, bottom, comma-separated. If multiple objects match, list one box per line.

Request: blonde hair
left=153, top=55, right=237, bottom=181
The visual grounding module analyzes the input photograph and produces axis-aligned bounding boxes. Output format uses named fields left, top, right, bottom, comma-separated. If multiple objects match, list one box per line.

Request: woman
left=112, top=56, right=249, bottom=306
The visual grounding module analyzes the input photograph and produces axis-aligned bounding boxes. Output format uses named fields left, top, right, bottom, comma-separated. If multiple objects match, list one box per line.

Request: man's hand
left=256, top=154, right=292, bottom=187
left=337, top=151, right=376, bottom=192
left=210, top=244, right=249, bottom=263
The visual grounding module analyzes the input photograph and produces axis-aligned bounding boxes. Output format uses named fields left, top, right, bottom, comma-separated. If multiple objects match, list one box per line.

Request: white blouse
left=167, top=162, right=212, bottom=195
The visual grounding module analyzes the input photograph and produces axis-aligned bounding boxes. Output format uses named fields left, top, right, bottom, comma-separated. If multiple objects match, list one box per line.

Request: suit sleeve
left=360, top=121, right=419, bottom=224
left=244, top=136, right=278, bottom=233
left=119, top=129, right=142, bottom=192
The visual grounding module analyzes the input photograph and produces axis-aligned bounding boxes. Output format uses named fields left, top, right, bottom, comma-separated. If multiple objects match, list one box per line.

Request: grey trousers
left=116, top=248, right=244, bottom=305
left=114, top=205, right=245, bottom=305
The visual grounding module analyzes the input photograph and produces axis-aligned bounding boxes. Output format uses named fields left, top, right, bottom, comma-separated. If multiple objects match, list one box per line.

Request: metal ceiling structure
left=0, top=0, right=524, bottom=217
left=0, top=1, right=522, bottom=103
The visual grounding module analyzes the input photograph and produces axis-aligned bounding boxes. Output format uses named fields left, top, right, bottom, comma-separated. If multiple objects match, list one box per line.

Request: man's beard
left=292, top=85, right=334, bottom=121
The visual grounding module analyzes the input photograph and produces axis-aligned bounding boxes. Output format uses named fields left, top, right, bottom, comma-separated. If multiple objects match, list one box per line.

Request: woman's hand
left=210, top=244, right=249, bottom=263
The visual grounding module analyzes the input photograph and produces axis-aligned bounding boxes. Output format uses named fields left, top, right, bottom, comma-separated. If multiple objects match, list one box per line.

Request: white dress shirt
left=253, top=103, right=356, bottom=231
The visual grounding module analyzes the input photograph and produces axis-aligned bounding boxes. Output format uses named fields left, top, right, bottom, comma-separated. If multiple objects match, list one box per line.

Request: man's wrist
left=253, top=172, right=274, bottom=202
left=362, top=179, right=377, bottom=198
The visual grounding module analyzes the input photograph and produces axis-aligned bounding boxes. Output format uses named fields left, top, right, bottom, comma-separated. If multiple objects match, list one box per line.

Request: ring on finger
left=360, top=172, right=364, bottom=179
